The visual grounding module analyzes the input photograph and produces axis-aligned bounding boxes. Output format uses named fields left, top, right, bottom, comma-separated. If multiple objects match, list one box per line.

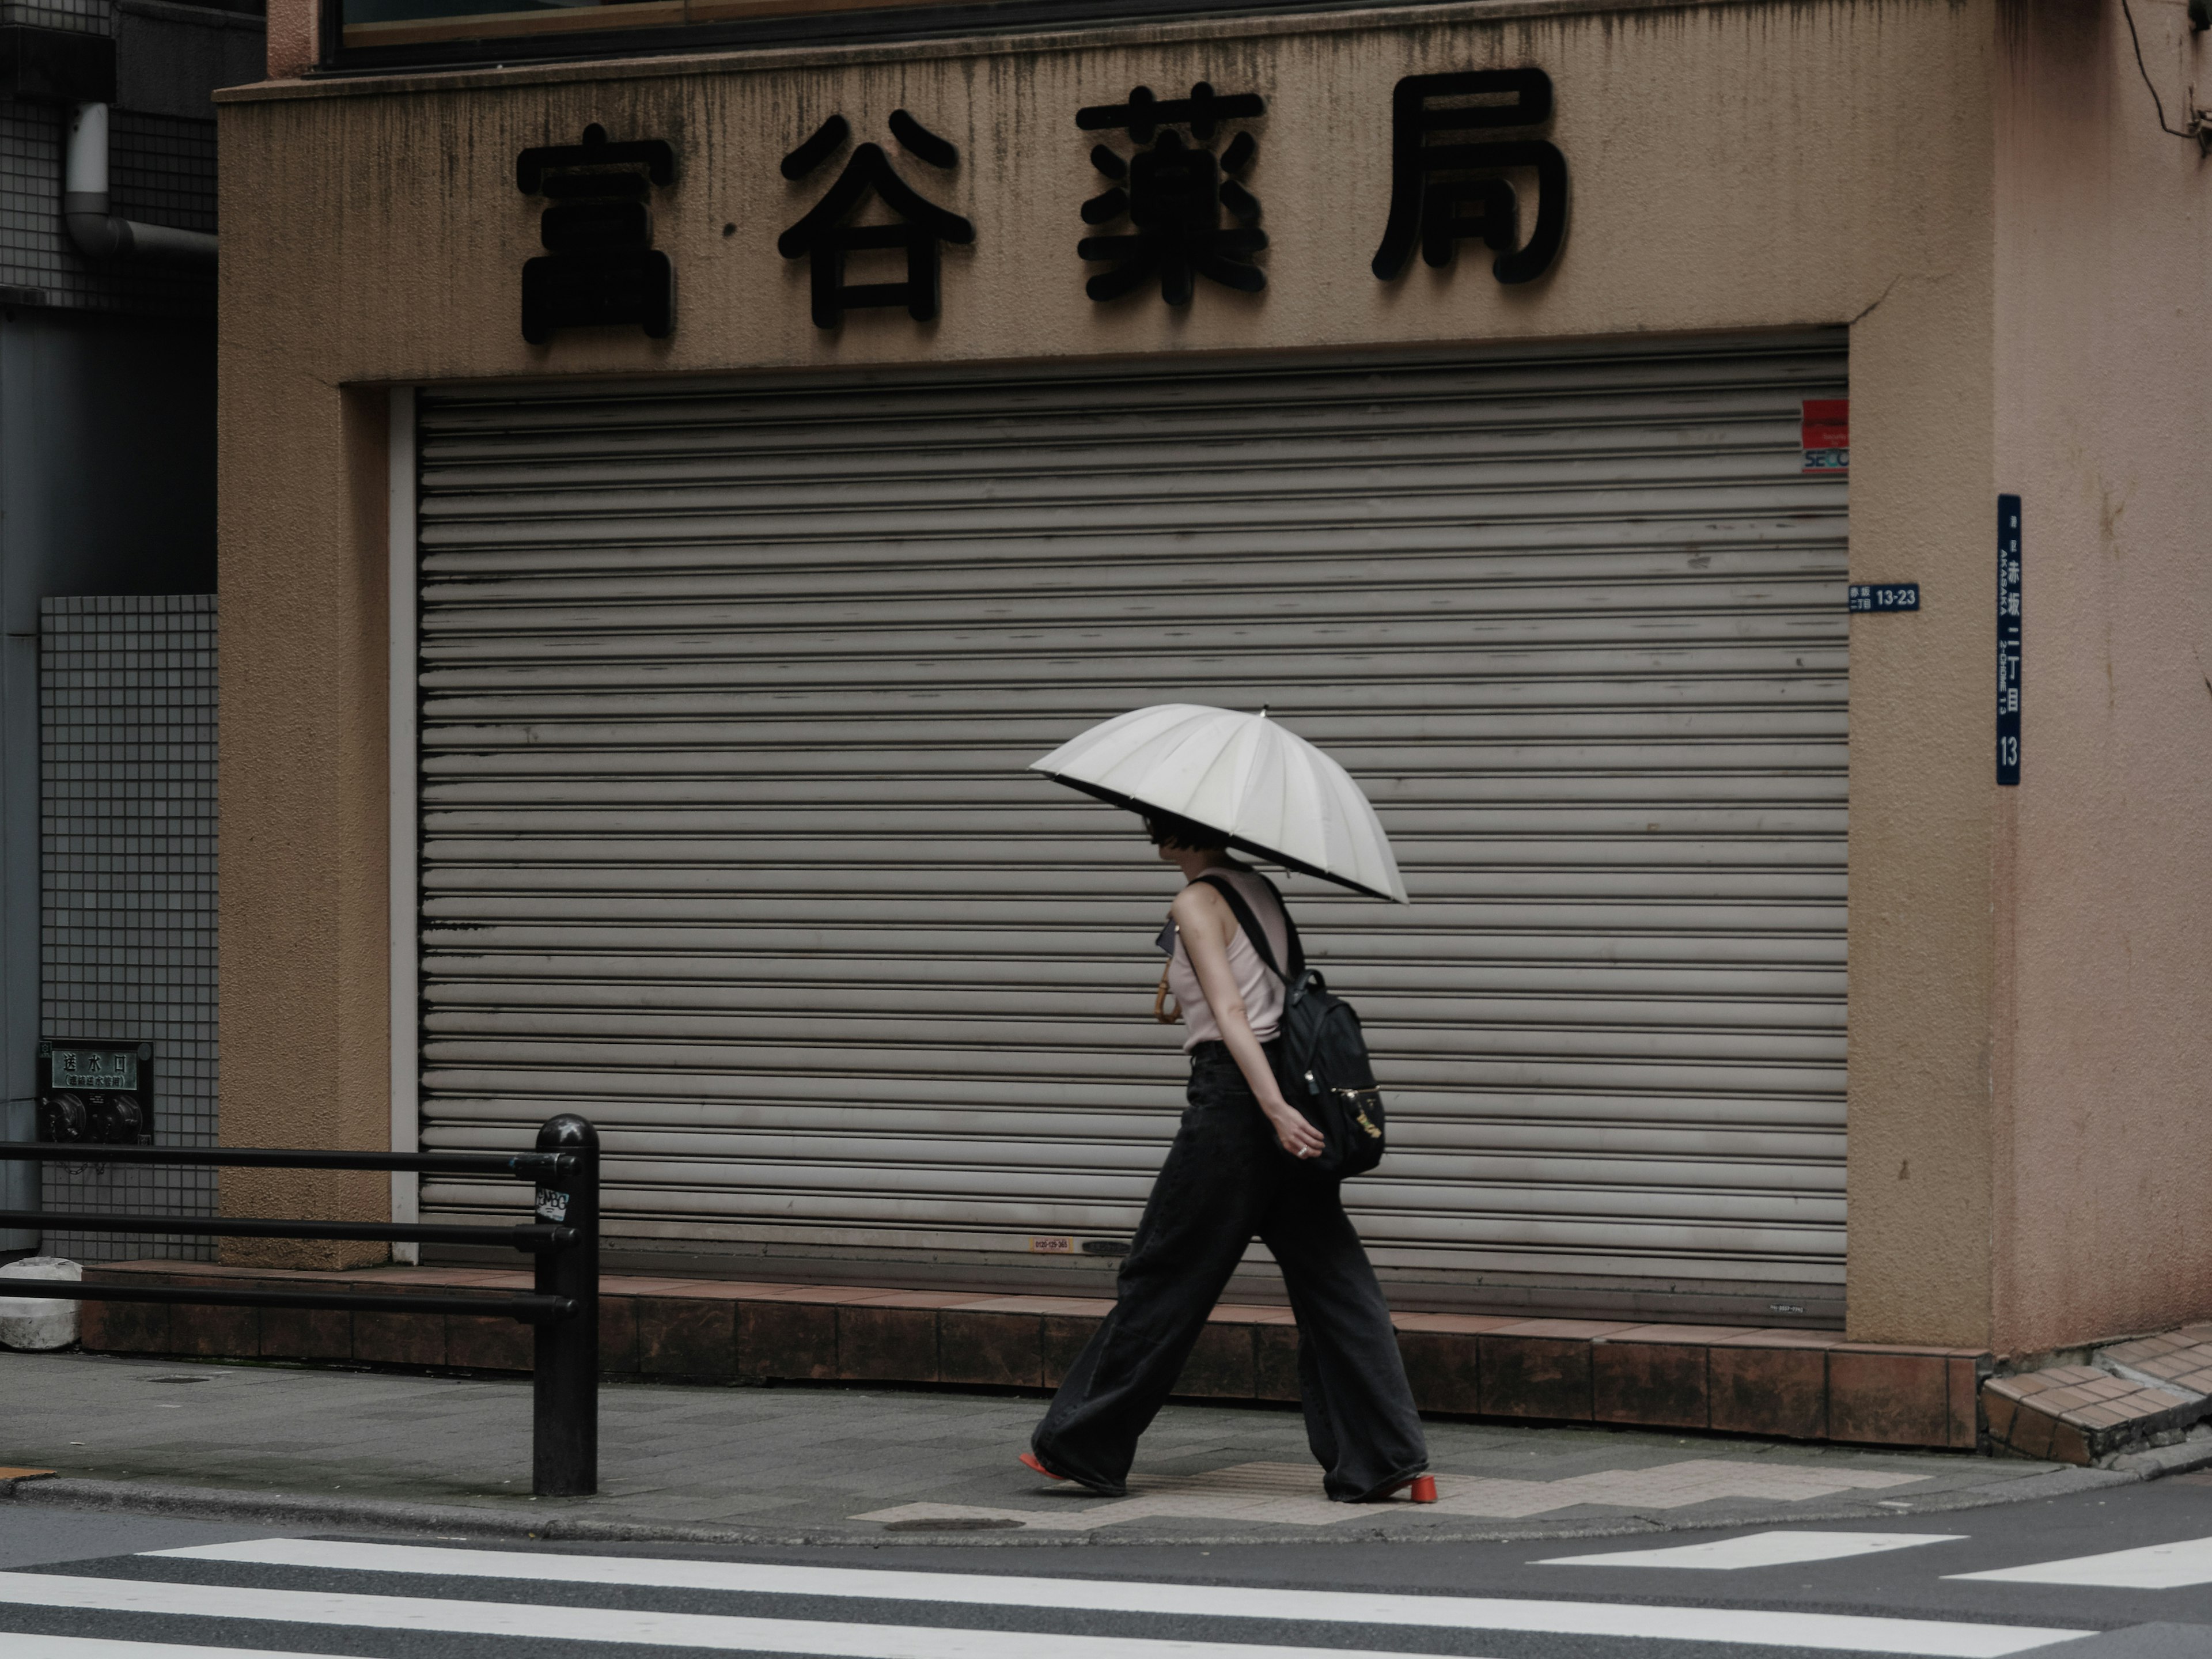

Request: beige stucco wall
left=216, top=382, right=393, bottom=1267
left=267, top=0, right=314, bottom=79
left=218, top=0, right=2007, bottom=1335
left=1987, top=0, right=2212, bottom=1357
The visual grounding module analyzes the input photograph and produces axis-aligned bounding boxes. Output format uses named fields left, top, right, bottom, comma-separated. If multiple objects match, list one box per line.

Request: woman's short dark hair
left=1143, top=810, right=1231, bottom=851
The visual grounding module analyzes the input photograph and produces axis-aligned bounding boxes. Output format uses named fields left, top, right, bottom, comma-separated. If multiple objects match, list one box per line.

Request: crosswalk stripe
left=1948, top=1535, right=2212, bottom=1589
left=0, top=1639, right=331, bottom=1659
left=1535, top=1532, right=1969, bottom=1571
left=0, top=1571, right=1461, bottom=1659
left=143, top=1540, right=2089, bottom=1656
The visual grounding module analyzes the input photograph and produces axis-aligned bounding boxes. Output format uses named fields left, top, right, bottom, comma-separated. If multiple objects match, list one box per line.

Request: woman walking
left=1022, top=810, right=1433, bottom=1503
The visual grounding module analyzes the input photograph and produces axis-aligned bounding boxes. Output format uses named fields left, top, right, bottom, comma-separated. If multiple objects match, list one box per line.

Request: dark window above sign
left=332, top=0, right=1413, bottom=73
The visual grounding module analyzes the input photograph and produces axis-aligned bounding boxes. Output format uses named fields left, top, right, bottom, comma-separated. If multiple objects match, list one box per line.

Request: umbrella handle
left=1152, top=960, right=1182, bottom=1025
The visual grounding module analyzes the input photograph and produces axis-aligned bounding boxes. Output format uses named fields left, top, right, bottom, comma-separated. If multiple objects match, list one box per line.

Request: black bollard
left=532, top=1112, right=600, bottom=1497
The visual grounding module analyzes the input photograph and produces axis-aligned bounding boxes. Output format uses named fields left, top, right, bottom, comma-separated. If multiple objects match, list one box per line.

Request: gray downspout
left=64, top=104, right=218, bottom=266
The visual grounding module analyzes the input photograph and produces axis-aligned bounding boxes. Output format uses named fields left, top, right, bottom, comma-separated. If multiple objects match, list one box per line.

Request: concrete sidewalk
left=0, top=1350, right=2146, bottom=1546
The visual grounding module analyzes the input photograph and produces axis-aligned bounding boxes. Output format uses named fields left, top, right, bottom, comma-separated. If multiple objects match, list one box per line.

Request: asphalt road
left=2, top=1472, right=2209, bottom=1657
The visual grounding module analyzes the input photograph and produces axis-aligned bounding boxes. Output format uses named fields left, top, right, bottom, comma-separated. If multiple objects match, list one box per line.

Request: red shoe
left=1019, top=1450, right=1127, bottom=1497
left=1386, top=1474, right=1438, bottom=1503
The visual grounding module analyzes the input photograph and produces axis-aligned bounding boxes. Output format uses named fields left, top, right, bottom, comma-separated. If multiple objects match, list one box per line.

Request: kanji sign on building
left=1077, top=82, right=1267, bottom=305
left=517, top=124, right=676, bottom=343
left=1371, top=69, right=1566, bottom=286
left=516, top=75, right=1588, bottom=334
left=779, top=111, right=975, bottom=327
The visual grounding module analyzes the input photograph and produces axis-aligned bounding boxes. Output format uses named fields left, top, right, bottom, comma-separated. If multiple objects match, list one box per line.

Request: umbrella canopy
left=1030, top=704, right=1409, bottom=904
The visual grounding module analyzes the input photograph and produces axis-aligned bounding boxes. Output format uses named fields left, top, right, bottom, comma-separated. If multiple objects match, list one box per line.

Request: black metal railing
left=0, top=1112, right=600, bottom=1497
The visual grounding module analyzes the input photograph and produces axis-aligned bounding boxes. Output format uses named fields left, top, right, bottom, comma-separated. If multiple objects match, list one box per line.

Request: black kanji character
left=1370, top=69, right=1567, bottom=286
left=1077, top=82, right=1267, bottom=305
left=516, top=123, right=677, bottom=344
left=778, top=111, right=975, bottom=328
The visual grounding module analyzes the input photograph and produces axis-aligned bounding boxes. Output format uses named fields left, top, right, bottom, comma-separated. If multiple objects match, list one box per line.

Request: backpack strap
left=1253, top=872, right=1309, bottom=979
left=1191, top=872, right=1306, bottom=982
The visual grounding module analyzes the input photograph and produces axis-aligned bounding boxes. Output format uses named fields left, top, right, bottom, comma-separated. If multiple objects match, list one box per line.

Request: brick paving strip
left=1985, top=1326, right=2212, bottom=1465
left=857, top=1457, right=1934, bottom=1531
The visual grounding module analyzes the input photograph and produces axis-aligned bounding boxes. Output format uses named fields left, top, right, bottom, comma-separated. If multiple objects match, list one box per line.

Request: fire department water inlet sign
left=36, top=1039, right=155, bottom=1143
left=48, top=1047, right=137, bottom=1090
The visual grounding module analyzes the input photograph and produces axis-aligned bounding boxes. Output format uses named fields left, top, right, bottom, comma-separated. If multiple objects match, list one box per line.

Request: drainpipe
left=64, top=104, right=217, bottom=266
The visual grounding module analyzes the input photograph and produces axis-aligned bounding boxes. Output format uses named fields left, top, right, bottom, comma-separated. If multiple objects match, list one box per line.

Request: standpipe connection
left=65, top=103, right=218, bottom=266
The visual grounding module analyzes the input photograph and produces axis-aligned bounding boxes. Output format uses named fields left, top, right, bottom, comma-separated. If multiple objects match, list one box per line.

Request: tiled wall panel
left=1, top=0, right=111, bottom=35
left=0, top=104, right=216, bottom=318
left=0, top=0, right=224, bottom=320
left=39, top=594, right=217, bottom=1262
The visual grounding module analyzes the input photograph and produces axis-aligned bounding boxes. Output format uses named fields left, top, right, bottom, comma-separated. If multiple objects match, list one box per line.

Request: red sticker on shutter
left=1801, top=399, right=1848, bottom=475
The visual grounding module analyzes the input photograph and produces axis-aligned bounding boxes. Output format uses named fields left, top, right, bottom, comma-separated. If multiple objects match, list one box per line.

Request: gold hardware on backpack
left=1335, top=1087, right=1384, bottom=1138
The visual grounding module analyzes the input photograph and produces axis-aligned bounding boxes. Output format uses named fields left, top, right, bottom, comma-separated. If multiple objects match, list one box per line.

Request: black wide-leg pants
left=1031, top=1043, right=1429, bottom=1501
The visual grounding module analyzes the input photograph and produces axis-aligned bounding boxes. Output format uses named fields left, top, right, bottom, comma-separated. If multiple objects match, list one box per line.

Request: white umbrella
left=1030, top=704, right=1409, bottom=904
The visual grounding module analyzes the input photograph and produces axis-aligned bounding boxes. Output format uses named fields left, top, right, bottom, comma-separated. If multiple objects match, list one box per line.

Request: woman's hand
left=1262, top=1097, right=1327, bottom=1160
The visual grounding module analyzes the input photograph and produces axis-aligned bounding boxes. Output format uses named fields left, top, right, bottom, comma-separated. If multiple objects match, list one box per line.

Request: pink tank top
left=1165, top=868, right=1292, bottom=1052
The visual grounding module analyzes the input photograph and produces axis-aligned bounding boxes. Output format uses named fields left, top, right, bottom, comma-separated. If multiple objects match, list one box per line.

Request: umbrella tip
left=1257, top=705, right=1269, bottom=721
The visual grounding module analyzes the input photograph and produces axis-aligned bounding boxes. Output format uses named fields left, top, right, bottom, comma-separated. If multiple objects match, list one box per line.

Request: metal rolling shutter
left=413, top=333, right=1849, bottom=1313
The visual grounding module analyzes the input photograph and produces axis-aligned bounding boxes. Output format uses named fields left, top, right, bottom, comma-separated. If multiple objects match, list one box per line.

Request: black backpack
left=1194, top=873, right=1387, bottom=1180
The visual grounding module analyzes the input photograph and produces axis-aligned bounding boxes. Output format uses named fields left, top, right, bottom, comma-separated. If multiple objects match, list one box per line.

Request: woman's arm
left=1171, top=884, right=1325, bottom=1160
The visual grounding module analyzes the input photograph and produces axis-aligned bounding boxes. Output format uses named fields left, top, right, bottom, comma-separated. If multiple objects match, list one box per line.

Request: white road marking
left=145, top=1539, right=2088, bottom=1656
left=0, top=1640, right=332, bottom=1659
left=1537, top=1532, right=1969, bottom=1571
left=1949, top=1533, right=2212, bottom=1588
left=0, top=1573, right=1432, bottom=1659
left=857, top=1457, right=1932, bottom=1529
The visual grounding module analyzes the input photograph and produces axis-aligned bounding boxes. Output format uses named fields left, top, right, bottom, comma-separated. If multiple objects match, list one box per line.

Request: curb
left=73, top=1262, right=1988, bottom=1455
left=2105, top=1430, right=2212, bottom=1479
left=2, top=1449, right=2200, bottom=1548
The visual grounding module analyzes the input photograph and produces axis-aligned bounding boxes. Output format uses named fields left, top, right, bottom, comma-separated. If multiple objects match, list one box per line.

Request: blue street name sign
left=1997, top=495, right=2022, bottom=786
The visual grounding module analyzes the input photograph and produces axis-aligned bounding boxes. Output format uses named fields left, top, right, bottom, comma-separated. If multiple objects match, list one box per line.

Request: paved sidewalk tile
left=0, top=1350, right=2056, bottom=1540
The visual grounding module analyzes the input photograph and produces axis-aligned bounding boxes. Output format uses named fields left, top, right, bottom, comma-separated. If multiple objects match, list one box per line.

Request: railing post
left=532, top=1113, right=599, bottom=1498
